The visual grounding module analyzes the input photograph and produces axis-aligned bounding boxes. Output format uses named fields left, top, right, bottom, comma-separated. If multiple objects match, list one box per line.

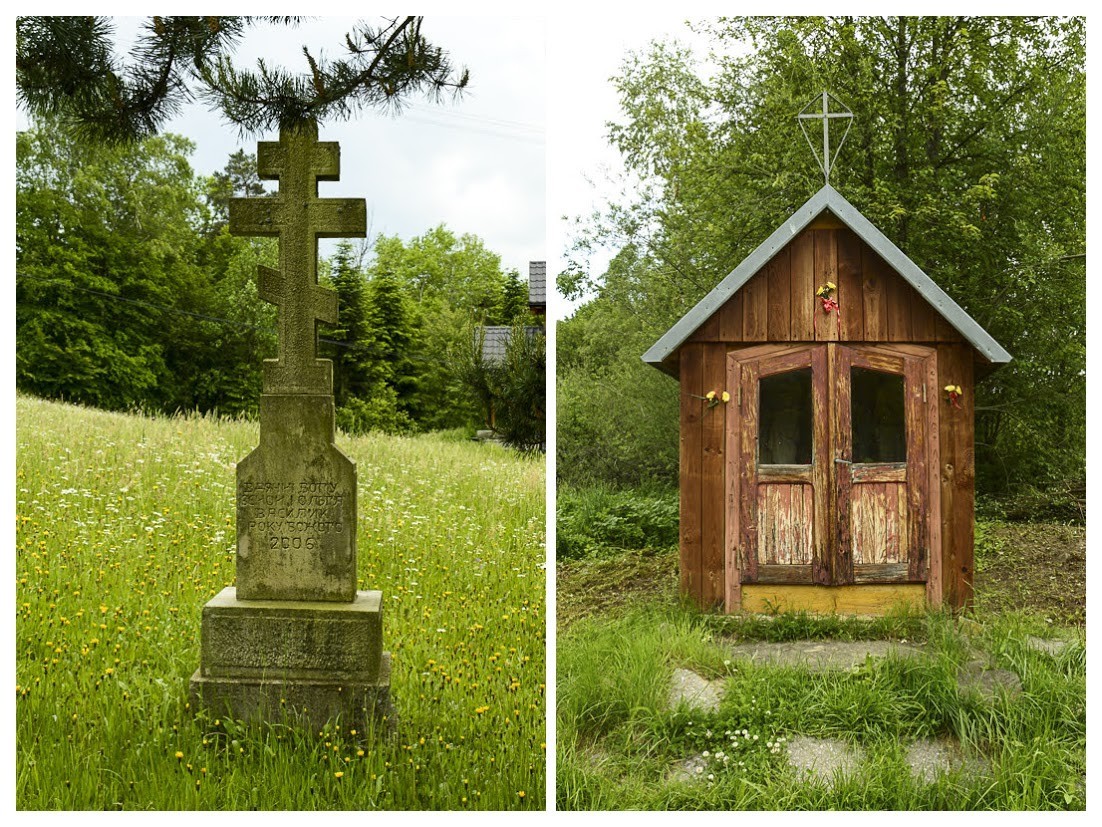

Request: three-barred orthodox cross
left=229, top=119, right=367, bottom=395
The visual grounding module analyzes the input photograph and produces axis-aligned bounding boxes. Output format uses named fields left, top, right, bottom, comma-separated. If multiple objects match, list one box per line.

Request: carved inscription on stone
left=234, top=394, right=357, bottom=602
left=239, top=481, right=348, bottom=549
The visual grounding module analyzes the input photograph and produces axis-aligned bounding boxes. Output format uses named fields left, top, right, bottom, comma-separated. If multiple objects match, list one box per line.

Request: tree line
left=17, top=117, right=542, bottom=442
left=557, top=17, right=1085, bottom=519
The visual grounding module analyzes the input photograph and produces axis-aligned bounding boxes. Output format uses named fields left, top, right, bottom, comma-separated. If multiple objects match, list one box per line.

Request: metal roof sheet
left=642, top=184, right=1011, bottom=376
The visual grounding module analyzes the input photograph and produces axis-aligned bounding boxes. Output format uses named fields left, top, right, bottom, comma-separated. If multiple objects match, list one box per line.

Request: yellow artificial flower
left=721, top=391, right=731, bottom=403
left=705, top=390, right=716, bottom=401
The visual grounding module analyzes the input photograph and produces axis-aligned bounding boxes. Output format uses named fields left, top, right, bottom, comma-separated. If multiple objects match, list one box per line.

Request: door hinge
left=922, top=383, right=927, bottom=403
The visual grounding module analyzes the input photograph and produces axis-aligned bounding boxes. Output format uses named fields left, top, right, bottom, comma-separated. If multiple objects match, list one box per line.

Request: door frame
left=725, top=342, right=943, bottom=612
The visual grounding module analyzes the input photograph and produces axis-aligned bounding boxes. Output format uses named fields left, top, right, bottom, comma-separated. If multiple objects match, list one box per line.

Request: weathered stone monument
left=190, top=120, right=392, bottom=728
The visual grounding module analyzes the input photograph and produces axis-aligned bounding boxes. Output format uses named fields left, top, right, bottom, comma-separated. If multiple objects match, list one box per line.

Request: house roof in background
left=528, top=260, right=546, bottom=309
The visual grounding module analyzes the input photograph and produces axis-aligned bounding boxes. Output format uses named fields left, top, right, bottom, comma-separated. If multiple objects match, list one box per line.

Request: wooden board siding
left=850, top=483, right=907, bottom=565
left=743, top=267, right=768, bottom=341
left=680, top=344, right=704, bottom=601
left=937, top=343, right=975, bottom=610
left=766, top=246, right=792, bottom=342
left=861, top=244, right=888, bottom=341
left=904, top=357, right=930, bottom=582
left=836, top=229, right=865, bottom=340
left=813, top=229, right=840, bottom=341
left=689, top=228, right=962, bottom=346
left=757, top=484, right=814, bottom=565
left=790, top=231, right=816, bottom=340
left=924, top=352, right=943, bottom=608
left=701, top=344, right=727, bottom=608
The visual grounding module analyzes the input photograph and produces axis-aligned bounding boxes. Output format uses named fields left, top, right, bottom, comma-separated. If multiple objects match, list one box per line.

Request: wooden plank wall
left=679, top=344, right=704, bottom=600
left=937, top=344, right=975, bottom=609
left=679, top=341, right=729, bottom=608
left=688, top=228, right=963, bottom=346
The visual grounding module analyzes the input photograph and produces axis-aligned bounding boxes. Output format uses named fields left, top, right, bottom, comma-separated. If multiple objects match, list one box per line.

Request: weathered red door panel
left=731, top=343, right=936, bottom=596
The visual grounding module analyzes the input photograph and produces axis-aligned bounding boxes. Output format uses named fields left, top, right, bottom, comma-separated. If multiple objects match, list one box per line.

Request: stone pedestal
left=190, top=587, right=393, bottom=729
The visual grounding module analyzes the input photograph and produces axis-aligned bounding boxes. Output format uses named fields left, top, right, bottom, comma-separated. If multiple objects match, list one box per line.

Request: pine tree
left=499, top=269, right=529, bottom=325
left=323, top=241, right=373, bottom=407
left=363, top=270, right=418, bottom=415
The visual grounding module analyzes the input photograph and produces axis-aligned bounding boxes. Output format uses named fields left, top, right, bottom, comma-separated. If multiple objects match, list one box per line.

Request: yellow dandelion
left=334, top=771, right=344, bottom=779
left=518, top=791, right=526, bottom=799
left=175, top=751, right=184, bottom=760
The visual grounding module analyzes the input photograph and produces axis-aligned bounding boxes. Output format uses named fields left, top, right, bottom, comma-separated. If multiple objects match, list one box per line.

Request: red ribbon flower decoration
left=944, top=384, right=963, bottom=409
left=816, top=281, right=839, bottom=314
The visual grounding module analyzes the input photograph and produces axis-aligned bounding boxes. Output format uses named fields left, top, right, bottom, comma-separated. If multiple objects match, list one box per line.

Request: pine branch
left=17, top=15, right=468, bottom=141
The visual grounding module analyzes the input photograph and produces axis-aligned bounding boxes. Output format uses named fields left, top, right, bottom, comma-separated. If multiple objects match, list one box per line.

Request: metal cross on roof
left=797, top=91, right=853, bottom=186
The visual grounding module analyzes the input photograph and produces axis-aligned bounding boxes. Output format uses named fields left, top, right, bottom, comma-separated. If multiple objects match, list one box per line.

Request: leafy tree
left=500, top=268, right=530, bottom=325
left=559, top=16, right=1085, bottom=509
left=456, top=322, right=546, bottom=453
left=16, top=16, right=469, bottom=141
left=17, top=122, right=202, bottom=409
left=371, top=225, right=514, bottom=321
left=367, top=226, right=521, bottom=430
left=16, top=119, right=276, bottom=415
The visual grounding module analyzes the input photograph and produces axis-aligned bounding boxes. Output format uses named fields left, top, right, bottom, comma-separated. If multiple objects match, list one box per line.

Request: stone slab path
left=725, top=639, right=926, bottom=671
left=957, top=658, right=1022, bottom=700
left=667, top=637, right=1014, bottom=786
left=787, top=736, right=864, bottom=779
left=668, top=667, right=724, bottom=713
left=1025, top=636, right=1074, bottom=657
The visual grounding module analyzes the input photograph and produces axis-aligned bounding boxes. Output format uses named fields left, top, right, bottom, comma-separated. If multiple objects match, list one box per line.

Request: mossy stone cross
left=229, top=119, right=366, bottom=396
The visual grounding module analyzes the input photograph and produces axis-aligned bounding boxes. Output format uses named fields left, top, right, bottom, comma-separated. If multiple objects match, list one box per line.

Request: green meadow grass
left=557, top=604, right=1085, bottom=810
left=16, top=395, right=545, bottom=810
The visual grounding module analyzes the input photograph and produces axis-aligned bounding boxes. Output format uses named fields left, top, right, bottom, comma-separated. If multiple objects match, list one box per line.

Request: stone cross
left=192, top=119, right=392, bottom=729
left=229, top=119, right=367, bottom=395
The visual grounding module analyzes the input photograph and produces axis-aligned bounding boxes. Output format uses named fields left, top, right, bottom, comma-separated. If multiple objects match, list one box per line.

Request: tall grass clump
left=15, top=395, right=545, bottom=810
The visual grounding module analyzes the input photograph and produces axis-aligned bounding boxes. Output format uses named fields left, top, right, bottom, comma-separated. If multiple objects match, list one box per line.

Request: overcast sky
left=547, top=16, right=712, bottom=318
left=16, top=16, right=547, bottom=280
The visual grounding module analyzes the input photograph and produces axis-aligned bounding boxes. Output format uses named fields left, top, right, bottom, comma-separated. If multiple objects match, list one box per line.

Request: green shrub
left=557, top=484, right=679, bottom=559
left=336, top=385, right=413, bottom=435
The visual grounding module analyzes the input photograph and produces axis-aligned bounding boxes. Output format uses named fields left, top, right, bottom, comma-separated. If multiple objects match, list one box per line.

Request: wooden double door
left=727, top=343, right=939, bottom=593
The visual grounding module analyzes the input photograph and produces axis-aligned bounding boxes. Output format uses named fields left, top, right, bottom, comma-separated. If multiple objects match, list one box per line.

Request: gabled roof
left=642, top=184, right=1011, bottom=375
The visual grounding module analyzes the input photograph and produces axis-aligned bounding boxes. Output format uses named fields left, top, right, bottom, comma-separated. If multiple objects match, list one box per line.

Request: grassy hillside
left=15, top=395, right=545, bottom=810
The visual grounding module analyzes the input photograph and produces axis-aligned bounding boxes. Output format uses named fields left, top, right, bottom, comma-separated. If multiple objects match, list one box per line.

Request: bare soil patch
left=558, top=522, right=1085, bottom=628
